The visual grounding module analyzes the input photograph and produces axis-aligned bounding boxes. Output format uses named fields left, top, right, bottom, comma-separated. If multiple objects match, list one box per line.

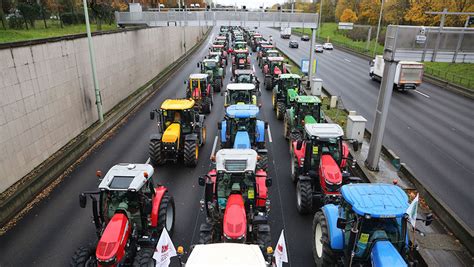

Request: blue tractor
left=312, top=183, right=432, bottom=267
left=218, top=104, right=268, bottom=170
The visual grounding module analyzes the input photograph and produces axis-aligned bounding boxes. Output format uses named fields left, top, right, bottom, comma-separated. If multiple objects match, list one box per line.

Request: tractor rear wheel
left=296, top=180, right=313, bottom=214
left=149, top=140, right=163, bottom=167
left=70, top=246, right=96, bottom=267
left=257, top=154, right=268, bottom=171
left=290, top=152, right=298, bottom=184
left=276, top=102, right=285, bottom=120
left=272, top=92, right=277, bottom=111
left=313, top=211, right=336, bottom=267
left=157, top=193, right=175, bottom=235
left=265, top=77, right=272, bottom=90
left=184, top=140, right=198, bottom=167
left=133, top=248, right=155, bottom=267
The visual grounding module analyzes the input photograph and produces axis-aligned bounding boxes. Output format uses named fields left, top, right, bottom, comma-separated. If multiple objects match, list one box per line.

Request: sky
left=213, top=0, right=287, bottom=10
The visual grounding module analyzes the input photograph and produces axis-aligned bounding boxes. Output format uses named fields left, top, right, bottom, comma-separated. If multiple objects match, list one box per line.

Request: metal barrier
left=115, top=11, right=319, bottom=28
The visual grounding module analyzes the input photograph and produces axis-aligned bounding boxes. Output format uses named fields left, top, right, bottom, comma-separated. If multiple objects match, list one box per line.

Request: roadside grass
left=423, top=62, right=474, bottom=90
left=275, top=48, right=304, bottom=76
left=0, top=20, right=118, bottom=43
left=321, top=97, right=348, bottom=128
left=294, top=23, right=384, bottom=56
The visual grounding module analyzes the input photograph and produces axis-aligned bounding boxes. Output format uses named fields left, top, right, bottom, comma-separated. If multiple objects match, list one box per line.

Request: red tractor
left=186, top=73, right=213, bottom=114
left=257, top=43, right=274, bottom=67
left=71, top=163, right=175, bottom=266
left=290, top=124, right=359, bottom=214
left=197, top=149, right=273, bottom=257
left=263, top=57, right=287, bottom=90
left=232, top=48, right=251, bottom=76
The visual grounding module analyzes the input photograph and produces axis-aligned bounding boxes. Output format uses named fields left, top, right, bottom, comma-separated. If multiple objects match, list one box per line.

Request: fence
left=424, top=66, right=474, bottom=89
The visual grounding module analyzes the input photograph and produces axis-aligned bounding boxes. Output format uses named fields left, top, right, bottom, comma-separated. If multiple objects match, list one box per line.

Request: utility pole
left=373, top=0, right=384, bottom=57
left=317, top=0, right=323, bottom=39
left=82, top=0, right=103, bottom=123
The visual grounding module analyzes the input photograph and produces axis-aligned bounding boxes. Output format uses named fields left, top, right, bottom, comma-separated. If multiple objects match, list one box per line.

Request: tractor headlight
left=98, top=255, right=116, bottom=264
left=299, top=158, right=304, bottom=168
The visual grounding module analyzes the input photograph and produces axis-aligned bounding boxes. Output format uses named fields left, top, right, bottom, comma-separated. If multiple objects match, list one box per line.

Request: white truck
left=369, top=55, right=424, bottom=91
left=280, top=27, right=291, bottom=39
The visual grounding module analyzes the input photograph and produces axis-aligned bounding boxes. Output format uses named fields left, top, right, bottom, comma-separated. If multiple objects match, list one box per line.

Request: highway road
left=259, top=28, right=474, bottom=230
left=0, top=28, right=316, bottom=266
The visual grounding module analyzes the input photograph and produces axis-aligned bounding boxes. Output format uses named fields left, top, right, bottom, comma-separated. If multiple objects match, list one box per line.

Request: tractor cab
left=264, top=57, right=287, bottom=91
left=186, top=74, right=213, bottom=114
left=250, top=34, right=264, bottom=52
left=200, top=58, right=224, bottom=92
left=284, top=95, right=323, bottom=140
left=272, top=73, right=302, bottom=119
left=198, top=149, right=271, bottom=249
left=233, top=69, right=260, bottom=90
left=149, top=99, right=206, bottom=167
left=234, top=41, right=248, bottom=50
left=224, top=83, right=258, bottom=107
left=259, top=49, right=280, bottom=68
left=74, top=163, right=175, bottom=266
left=257, top=44, right=274, bottom=63
left=215, top=36, right=228, bottom=49
left=210, top=44, right=228, bottom=60
left=313, top=183, right=433, bottom=266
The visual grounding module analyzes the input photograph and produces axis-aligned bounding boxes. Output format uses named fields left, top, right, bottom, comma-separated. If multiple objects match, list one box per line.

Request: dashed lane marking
left=267, top=125, right=273, bottom=143
left=145, top=157, right=150, bottom=164
left=414, top=90, right=430, bottom=98
left=210, top=136, right=218, bottom=160
left=344, top=58, right=351, bottom=63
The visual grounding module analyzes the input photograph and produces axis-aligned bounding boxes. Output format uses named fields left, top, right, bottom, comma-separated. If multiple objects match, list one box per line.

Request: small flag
left=153, top=229, right=177, bottom=267
left=274, top=230, right=288, bottom=267
left=406, top=194, right=419, bottom=228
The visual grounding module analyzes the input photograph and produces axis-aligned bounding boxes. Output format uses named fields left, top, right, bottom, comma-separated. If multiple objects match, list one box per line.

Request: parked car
left=301, top=35, right=310, bottom=41
left=289, top=40, right=299, bottom=48
left=322, top=43, right=334, bottom=50
left=314, top=44, right=323, bottom=53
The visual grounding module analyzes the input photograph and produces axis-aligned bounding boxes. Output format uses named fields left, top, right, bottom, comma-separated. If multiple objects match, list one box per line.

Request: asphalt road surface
left=0, top=28, right=317, bottom=266
left=260, top=27, right=474, bottom=230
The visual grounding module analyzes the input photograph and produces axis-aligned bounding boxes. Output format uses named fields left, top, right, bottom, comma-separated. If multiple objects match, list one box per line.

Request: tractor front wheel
left=149, top=140, right=163, bottom=167
left=157, top=193, right=175, bottom=235
left=70, top=246, right=96, bottom=267
left=133, top=248, right=155, bottom=267
left=313, top=211, right=336, bottom=267
left=276, top=102, right=285, bottom=120
left=184, top=140, right=198, bottom=167
left=264, top=77, right=272, bottom=90
left=296, top=180, right=313, bottom=214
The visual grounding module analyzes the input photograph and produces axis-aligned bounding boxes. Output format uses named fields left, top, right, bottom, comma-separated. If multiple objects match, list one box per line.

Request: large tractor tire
left=202, top=98, right=212, bottom=114
left=296, top=180, right=313, bottom=214
left=272, top=92, right=277, bottom=111
left=276, top=102, right=285, bottom=120
left=283, top=114, right=290, bottom=139
left=313, top=211, right=336, bottom=267
left=149, top=140, right=163, bottom=167
left=184, top=140, right=198, bottom=167
left=200, top=127, right=207, bottom=146
left=257, top=154, right=268, bottom=171
left=70, top=246, right=96, bottom=267
left=214, top=79, right=222, bottom=92
left=157, top=193, right=175, bottom=235
left=290, top=152, right=299, bottom=184
left=256, top=226, right=272, bottom=254
left=133, top=248, right=155, bottom=267
left=264, top=77, right=272, bottom=90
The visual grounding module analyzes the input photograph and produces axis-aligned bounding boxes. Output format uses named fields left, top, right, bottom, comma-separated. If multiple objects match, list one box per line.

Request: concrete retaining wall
left=0, top=26, right=205, bottom=193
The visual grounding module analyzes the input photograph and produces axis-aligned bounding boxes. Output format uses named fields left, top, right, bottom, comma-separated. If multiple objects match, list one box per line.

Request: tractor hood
left=96, top=213, right=130, bottom=264
left=371, top=241, right=407, bottom=267
left=233, top=131, right=251, bottom=149
left=162, top=123, right=180, bottom=144
left=320, top=154, right=342, bottom=185
left=223, top=194, right=247, bottom=240
left=304, top=115, right=317, bottom=125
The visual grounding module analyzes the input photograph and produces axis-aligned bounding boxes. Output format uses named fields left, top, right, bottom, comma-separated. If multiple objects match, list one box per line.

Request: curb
left=0, top=27, right=212, bottom=229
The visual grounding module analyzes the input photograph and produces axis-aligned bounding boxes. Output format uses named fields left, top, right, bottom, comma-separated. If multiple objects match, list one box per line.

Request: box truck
left=369, top=55, right=424, bottom=90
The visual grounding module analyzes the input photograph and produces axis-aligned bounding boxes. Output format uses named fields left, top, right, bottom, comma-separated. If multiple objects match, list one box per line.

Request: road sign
left=300, top=59, right=309, bottom=74
left=338, top=22, right=354, bottom=30
left=415, top=35, right=427, bottom=44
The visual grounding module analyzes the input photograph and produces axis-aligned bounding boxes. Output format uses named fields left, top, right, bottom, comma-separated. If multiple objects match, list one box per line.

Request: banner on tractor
left=406, top=193, right=419, bottom=228
left=274, top=230, right=288, bottom=267
left=153, top=229, right=177, bottom=267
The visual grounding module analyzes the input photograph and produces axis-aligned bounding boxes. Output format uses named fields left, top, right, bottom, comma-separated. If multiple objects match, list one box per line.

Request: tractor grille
left=225, top=160, right=247, bottom=171
left=325, top=181, right=341, bottom=193
left=163, top=142, right=176, bottom=151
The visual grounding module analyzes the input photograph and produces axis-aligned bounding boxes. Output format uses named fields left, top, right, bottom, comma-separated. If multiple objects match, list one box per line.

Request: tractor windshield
left=267, top=52, right=279, bottom=57
left=229, top=90, right=252, bottom=105
left=204, top=61, right=216, bottom=69
left=298, top=103, right=320, bottom=121
left=271, top=62, right=283, bottom=71
left=236, top=74, right=252, bottom=83
left=216, top=172, right=255, bottom=208
left=100, top=190, right=141, bottom=222
left=162, top=110, right=193, bottom=132
left=284, top=78, right=299, bottom=89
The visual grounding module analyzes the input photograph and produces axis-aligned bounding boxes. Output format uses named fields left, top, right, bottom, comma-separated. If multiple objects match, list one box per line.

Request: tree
left=321, top=0, right=337, bottom=22
left=358, top=0, right=381, bottom=25
left=335, top=0, right=350, bottom=21
left=0, top=0, right=6, bottom=29
left=383, top=0, right=409, bottom=25
left=17, top=1, right=41, bottom=28
left=340, top=8, right=357, bottom=23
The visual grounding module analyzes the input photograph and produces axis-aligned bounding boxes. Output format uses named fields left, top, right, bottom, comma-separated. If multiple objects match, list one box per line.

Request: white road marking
left=267, top=125, right=273, bottom=143
left=210, top=136, right=218, bottom=160
left=414, top=90, right=430, bottom=98
left=252, top=64, right=255, bottom=72
left=344, top=58, right=351, bottom=63
left=145, top=157, right=150, bottom=164
left=208, top=33, right=214, bottom=44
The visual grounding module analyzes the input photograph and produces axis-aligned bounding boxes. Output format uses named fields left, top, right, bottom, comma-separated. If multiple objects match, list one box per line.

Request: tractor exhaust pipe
left=205, top=177, right=214, bottom=217
left=91, top=196, right=102, bottom=237
left=345, top=217, right=360, bottom=267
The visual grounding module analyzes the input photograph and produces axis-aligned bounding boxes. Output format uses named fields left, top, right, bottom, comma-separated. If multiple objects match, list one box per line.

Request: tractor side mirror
left=264, top=122, right=268, bottom=129
left=265, top=177, right=272, bottom=187
left=217, top=121, right=222, bottom=130
left=184, top=80, right=187, bottom=85
left=337, top=217, right=347, bottom=229
left=150, top=111, right=155, bottom=120
left=425, top=213, right=433, bottom=226
left=79, top=193, right=87, bottom=208
left=198, top=176, right=205, bottom=186
left=352, top=140, right=359, bottom=152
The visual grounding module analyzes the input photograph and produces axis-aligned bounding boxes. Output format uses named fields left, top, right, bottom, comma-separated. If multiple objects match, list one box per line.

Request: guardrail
left=424, top=65, right=473, bottom=89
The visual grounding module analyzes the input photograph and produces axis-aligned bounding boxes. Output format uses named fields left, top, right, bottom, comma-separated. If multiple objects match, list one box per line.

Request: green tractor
left=283, top=95, right=323, bottom=141
left=199, top=58, right=224, bottom=92
left=272, top=73, right=302, bottom=120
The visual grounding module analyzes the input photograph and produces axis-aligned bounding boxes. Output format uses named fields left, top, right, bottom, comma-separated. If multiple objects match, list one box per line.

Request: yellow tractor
left=149, top=99, right=206, bottom=167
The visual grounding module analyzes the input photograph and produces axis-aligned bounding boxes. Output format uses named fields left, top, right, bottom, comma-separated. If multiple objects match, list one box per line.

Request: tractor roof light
left=365, top=214, right=371, bottom=220
left=143, top=172, right=149, bottom=178
left=266, top=246, right=273, bottom=255
left=177, top=246, right=184, bottom=255
left=96, top=170, right=102, bottom=177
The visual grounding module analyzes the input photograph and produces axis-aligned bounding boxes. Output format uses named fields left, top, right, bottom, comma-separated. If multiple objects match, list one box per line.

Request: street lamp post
left=373, top=0, right=384, bottom=57
left=82, top=0, right=104, bottom=123
left=317, top=0, right=323, bottom=39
